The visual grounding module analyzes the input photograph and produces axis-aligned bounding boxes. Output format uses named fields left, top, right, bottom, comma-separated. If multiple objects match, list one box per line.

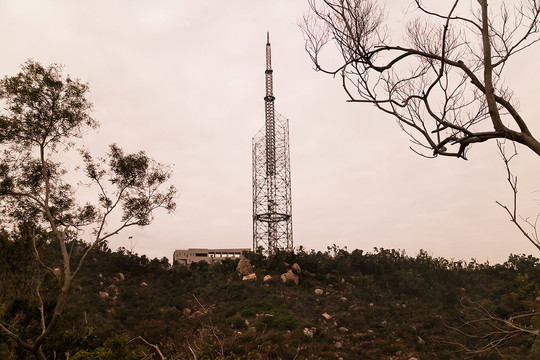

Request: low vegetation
left=1, top=236, right=539, bottom=359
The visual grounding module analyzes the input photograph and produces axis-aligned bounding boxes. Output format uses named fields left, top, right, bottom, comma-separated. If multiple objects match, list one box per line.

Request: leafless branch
left=496, top=140, right=540, bottom=251
left=128, top=336, right=166, bottom=360
left=301, top=0, right=540, bottom=158
left=444, top=297, right=539, bottom=356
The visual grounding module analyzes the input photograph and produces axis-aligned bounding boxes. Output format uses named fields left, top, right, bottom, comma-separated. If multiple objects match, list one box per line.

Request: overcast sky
left=1, top=0, right=539, bottom=264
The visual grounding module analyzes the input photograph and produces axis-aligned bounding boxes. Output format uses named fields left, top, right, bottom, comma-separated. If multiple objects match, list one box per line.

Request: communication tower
left=252, top=33, right=293, bottom=254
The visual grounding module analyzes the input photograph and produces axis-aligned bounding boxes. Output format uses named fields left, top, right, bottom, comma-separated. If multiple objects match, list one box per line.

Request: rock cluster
left=281, top=263, right=301, bottom=285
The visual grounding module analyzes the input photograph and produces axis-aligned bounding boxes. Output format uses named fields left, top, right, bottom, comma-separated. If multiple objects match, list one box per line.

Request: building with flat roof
left=173, top=248, right=251, bottom=266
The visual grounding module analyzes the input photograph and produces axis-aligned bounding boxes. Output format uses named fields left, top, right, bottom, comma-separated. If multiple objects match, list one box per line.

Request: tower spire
left=264, top=32, right=276, bottom=176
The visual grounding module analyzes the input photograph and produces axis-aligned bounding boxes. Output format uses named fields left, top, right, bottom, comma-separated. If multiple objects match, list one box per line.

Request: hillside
left=1, top=242, right=540, bottom=359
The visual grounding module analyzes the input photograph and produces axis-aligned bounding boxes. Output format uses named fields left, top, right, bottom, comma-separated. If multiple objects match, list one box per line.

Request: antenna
left=252, top=33, right=293, bottom=254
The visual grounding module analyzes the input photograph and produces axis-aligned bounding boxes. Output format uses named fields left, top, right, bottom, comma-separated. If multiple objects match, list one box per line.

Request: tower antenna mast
left=252, top=33, right=293, bottom=254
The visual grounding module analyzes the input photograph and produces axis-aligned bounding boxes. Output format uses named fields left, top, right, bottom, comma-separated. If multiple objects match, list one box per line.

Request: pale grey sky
left=1, top=0, right=539, bottom=263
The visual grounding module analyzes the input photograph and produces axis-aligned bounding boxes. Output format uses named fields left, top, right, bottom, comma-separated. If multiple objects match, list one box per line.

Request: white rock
left=303, top=327, right=315, bottom=338
left=242, top=273, right=257, bottom=281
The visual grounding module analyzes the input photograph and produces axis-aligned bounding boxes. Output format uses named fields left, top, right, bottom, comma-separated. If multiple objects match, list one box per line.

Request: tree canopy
left=0, top=60, right=176, bottom=360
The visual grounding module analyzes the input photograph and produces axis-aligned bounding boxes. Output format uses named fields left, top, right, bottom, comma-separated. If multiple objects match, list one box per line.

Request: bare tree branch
left=496, top=140, right=540, bottom=251
left=128, top=336, right=166, bottom=360
left=301, top=0, right=540, bottom=158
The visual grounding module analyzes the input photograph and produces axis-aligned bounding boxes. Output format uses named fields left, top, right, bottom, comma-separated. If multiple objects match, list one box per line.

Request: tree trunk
left=33, top=346, right=47, bottom=360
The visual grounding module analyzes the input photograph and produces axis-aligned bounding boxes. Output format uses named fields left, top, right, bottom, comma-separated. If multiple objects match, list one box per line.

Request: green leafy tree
left=0, top=60, right=176, bottom=359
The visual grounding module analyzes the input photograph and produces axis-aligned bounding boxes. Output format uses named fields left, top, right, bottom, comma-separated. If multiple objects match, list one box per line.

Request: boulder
left=338, top=327, right=349, bottom=333
left=115, top=272, right=125, bottom=281
left=263, top=275, right=272, bottom=283
left=281, top=269, right=299, bottom=286
left=236, top=259, right=253, bottom=276
left=242, top=273, right=257, bottom=281
left=303, top=327, right=315, bottom=338
left=291, top=263, right=301, bottom=273
left=322, top=312, right=332, bottom=320
left=314, top=288, right=324, bottom=295
left=98, top=291, right=109, bottom=299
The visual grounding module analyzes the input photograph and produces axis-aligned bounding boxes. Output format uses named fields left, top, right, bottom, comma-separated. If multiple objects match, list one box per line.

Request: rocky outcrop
left=281, top=269, right=299, bottom=286
left=236, top=259, right=253, bottom=276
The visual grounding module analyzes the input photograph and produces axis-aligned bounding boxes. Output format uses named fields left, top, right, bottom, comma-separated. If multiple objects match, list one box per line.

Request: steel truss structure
left=252, top=33, right=293, bottom=254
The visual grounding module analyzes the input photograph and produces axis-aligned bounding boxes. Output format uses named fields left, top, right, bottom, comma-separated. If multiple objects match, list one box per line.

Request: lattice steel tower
left=252, top=33, right=293, bottom=254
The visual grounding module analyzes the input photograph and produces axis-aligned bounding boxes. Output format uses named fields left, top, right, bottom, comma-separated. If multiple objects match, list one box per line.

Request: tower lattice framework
left=252, top=33, right=293, bottom=254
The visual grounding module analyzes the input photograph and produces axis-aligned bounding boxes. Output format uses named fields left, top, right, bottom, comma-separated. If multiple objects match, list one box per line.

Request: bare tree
left=301, top=0, right=540, bottom=159
left=301, top=1, right=540, bottom=352
left=301, top=0, right=540, bottom=251
left=0, top=60, right=176, bottom=359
